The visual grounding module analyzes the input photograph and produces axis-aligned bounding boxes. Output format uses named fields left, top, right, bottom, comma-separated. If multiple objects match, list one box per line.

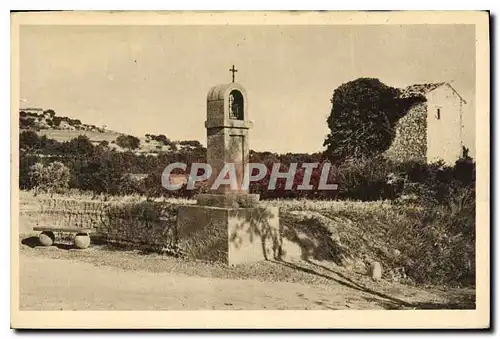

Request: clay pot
left=74, top=233, right=90, bottom=249
left=39, top=231, right=55, bottom=246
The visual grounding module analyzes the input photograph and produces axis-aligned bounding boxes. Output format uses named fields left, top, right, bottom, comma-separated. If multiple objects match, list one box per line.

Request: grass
left=20, top=189, right=195, bottom=205
left=38, top=130, right=120, bottom=143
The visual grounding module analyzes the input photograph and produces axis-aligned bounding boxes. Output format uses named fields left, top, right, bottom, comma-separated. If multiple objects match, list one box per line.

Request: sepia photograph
left=10, top=11, right=490, bottom=329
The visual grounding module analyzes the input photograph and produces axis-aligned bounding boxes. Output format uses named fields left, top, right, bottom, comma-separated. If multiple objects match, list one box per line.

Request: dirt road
left=19, top=253, right=385, bottom=310
left=18, top=245, right=474, bottom=311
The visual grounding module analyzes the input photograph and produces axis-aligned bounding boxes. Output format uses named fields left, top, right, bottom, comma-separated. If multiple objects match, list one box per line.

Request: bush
left=334, top=155, right=476, bottom=203
left=20, top=131, right=41, bottom=149
left=52, top=116, right=62, bottom=127
left=28, top=161, right=71, bottom=192
left=336, top=156, right=399, bottom=201
left=116, top=135, right=141, bottom=150
left=44, top=109, right=56, bottom=117
left=249, top=161, right=338, bottom=200
left=19, top=151, right=39, bottom=189
left=20, top=117, right=36, bottom=129
left=62, top=135, right=95, bottom=155
left=384, top=195, right=475, bottom=286
left=179, top=140, right=203, bottom=148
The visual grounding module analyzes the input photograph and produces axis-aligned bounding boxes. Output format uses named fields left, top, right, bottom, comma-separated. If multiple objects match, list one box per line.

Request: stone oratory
left=176, top=66, right=282, bottom=265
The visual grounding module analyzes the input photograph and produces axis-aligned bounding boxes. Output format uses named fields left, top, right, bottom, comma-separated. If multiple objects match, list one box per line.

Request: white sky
left=19, top=24, right=475, bottom=154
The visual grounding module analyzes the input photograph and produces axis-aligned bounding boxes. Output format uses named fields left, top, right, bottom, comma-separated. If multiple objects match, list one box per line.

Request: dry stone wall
left=385, top=102, right=427, bottom=162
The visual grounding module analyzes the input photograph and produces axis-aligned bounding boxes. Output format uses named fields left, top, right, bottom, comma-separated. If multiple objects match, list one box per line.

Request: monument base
left=176, top=205, right=281, bottom=265
left=196, top=193, right=260, bottom=208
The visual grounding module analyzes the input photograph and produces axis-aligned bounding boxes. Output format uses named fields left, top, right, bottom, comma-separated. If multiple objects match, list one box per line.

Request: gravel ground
left=18, top=240, right=475, bottom=310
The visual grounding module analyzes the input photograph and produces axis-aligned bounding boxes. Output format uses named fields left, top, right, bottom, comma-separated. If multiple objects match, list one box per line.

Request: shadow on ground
left=275, top=260, right=475, bottom=310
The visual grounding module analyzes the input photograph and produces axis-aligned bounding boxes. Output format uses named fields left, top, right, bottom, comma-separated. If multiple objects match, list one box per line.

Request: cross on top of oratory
left=229, top=64, right=238, bottom=82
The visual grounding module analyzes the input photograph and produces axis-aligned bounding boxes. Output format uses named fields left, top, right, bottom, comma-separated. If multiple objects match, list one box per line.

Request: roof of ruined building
left=400, top=82, right=466, bottom=104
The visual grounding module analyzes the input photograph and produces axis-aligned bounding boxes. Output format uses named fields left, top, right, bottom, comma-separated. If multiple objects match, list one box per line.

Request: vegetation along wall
left=385, top=102, right=427, bottom=162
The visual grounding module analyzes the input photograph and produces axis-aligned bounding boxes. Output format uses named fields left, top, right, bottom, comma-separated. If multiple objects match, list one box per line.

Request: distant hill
left=19, top=108, right=204, bottom=155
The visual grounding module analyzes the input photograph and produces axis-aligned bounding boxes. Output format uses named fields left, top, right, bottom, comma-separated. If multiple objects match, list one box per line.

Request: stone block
left=196, top=193, right=260, bottom=208
left=176, top=205, right=281, bottom=265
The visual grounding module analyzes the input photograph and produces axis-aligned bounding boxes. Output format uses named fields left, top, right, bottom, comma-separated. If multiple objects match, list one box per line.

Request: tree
left=323, top=78, right=424, bottom=163
left=98, top=140, right=109, bottom=148
left=44, top=109, right=56, bottom=118
left=20, top=117, right=36, bottom=129
left=179, top=140, right=203, bottom=148
left=63, top=135, right=95, bottom=155
left=116, top=135, right=141, bottom=150
left=156, top=134, right=170, bottom=145
left=19, top=151, right=39, bottom=189
left=52, top=116, right=62, bottom=127
left=19, top=130, right=40, bottom=149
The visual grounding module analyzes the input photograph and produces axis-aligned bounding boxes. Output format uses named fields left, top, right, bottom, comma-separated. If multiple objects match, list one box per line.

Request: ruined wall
left=19, top=192, right=183, bottom=254
left=102, top=202, right=179, bottom=253
left=385, top=102, right=427, bottom=162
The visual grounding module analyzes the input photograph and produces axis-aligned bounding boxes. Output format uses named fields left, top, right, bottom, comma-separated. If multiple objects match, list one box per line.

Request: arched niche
left=228, top=90, right=244, bottom=120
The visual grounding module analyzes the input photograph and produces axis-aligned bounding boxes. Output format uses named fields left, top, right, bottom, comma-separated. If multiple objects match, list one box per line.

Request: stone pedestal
left=176, top=204, right=281, bottom=265
left=196, top=193, right=260, bottom=208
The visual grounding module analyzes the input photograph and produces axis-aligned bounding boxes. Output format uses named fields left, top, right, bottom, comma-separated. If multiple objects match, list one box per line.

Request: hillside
left=19, top=108, right=203, bottom=155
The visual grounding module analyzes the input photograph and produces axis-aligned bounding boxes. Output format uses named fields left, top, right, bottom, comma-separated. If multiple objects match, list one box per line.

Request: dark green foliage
left=154, top=134, right=169, bottom=145
left=178, top=140, right=203, bottom=148
left=337, top=155, right=475, bottom=204
left=396, top=202, right=475, bottom=286
left=63, top=135, right=95, bottom=155
left=336, top=156, right=398, bottom=201
left=19, top=131, right=40, bottom=149
left=52, top=116, right=62, bottom=127
left=115, top=135, right=141, bottom=150
left=19, top=150, right=40, bottom=189
left=98, top=140, right=109, bottom=148
left=67, top=118, right=82, bottom=126
left=44, top=109, right=56, bottom=117
left=324, top=78, right=425, bottom=163
left=19, top=117, right=36, bottom=129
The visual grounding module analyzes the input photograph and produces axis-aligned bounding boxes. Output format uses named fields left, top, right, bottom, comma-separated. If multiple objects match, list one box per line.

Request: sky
left=19, top=24, right=476, bottom=154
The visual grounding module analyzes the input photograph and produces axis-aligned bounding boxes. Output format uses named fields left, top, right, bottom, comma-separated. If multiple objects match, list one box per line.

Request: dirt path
left=20, top=253, right=391, bottom=310
left=18, top=244, right=475, bottom=311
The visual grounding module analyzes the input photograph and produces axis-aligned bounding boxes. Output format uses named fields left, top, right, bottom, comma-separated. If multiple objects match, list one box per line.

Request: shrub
left=28, top=161, right=71, bottom=192
left=62, top=135, right=95, bottom=155
left=116, top=135, right=141, bottom=150
left=249, top=161, right=339, bottom=200
left=52, top=116, right=62, bottom=127
left=98, top=140, right=109, bottom=148
left=334, top=155, right=476, bottom=203
left=44, top=109, right=56, bottom=117
left=19, top=151, right=39, bottom=189
left=179, top=140, right=203, bottom=148
left=336, top=156, right=399, bottom=201
left=386, top=198, right=475, bottom=286
left=20, top=117, right=36, bottom=129
left=20, top=131, right=41, bottom=149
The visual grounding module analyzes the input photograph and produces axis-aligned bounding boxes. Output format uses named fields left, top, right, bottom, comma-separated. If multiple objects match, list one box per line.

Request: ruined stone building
left=386, top=82, right=467, bottom=165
